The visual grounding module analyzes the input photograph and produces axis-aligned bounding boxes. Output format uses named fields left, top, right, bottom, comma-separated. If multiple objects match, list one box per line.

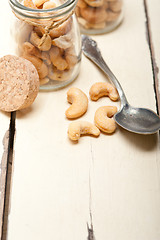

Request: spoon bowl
left=82, top=35, right=160, bottom=134
left=115, top=104, right=160, bottom=134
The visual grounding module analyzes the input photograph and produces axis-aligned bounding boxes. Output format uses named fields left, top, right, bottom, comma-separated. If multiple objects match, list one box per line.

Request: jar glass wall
left=9, top=0, right=81, bottom=90
left=76, top=0, right=123, bottom=34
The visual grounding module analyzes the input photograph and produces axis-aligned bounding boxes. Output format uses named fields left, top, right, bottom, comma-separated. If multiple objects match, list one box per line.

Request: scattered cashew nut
left=65, top=87, right=88, bottom=119
left=68, top=121, right=100, bottom=141
left=89, top=82, right=119, bottom=101
left=94, top=106, right=118, bottom=133
left=30, top=30, right=52, bottom=51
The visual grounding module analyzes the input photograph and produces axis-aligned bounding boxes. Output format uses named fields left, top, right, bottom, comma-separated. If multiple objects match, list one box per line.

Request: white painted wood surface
left=0, top=1, right=16, bottom=238
left=0, top=0, right=159, bottom=240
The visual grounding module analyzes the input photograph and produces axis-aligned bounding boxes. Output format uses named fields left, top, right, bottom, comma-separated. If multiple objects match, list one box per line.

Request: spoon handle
left=82, top=35, right=128, bottom=107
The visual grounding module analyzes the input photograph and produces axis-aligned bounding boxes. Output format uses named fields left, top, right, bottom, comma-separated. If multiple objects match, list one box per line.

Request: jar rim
left=9, top=0, right=77, bottom=19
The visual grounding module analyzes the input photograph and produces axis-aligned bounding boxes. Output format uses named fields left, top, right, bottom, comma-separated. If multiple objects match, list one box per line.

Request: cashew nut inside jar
left=9, top=0, right=81, bottom=90
left=76, top=0, right=124, bottom=34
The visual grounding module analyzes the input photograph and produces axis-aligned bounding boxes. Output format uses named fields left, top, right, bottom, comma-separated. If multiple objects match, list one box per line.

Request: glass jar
left=9, top=0, right=81, bottom=90
left=76, top=0, right=123, bottom=34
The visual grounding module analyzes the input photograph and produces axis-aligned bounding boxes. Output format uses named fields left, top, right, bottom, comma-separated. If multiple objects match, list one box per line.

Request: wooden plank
left=91, top=1, right=160, bottom=239
left=0, top=1, right=16, bottom=238
left=6, top=0, right=160, bottom=240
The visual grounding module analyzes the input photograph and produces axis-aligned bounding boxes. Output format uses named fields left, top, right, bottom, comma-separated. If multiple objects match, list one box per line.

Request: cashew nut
left=65, top=87, right=88, bottom=119
left=75, top=7, right=81, bottom=17
left=40, top=77, right=49, bottom=85
left=22, top=42, right=51, bottom=65
left=34, top=26, right=45, bottom=37
left=30, top=30, right=52, bottom=51
left=22, top=41, right=38, bottom=55
left=48, top=65, right=71, bottom=81
left=84, top=0, right=104, bottom=8
left=43, top=1, right=56, bottom=9
left=49, top=46, right=68, bottom=71
left=109, top=0, right=123, bottom=13
left=65, top=47, right=78, bottom=69
left=68, top=121, right=100, bottom=141
left=52, top=31, right=73, bottom=49
left=34, top=0, right=49, bottom=8
left=85, top=21, right=106, bottom=30
left=23, top=0, right=37, bottom=8
left=106, top=10, right=120, bottom=22
left=94, top=106, right=117, bottom=133
left=77, top=0, right=87, bottom=9
left=49, top=18, right=72, bottom=39
left=80, top=6, right=107, bottom=24
left=89, top=82, right=119, bottom=101
left=22, top=53, right=48, bottom=79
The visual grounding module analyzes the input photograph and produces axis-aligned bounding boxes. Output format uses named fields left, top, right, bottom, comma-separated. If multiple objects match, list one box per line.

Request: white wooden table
left=0, top=0, right=160, bottom=239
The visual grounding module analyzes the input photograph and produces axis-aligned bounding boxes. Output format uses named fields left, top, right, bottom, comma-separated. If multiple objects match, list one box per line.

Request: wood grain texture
left=3, top=0, right=160, bottom=240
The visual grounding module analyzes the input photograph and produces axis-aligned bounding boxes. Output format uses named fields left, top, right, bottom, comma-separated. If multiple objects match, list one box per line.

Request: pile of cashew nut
left=76, top=0, right=123, bottom=30
left=16, top=0, right=78, bottom=85
left=66, top=82, right=119, bottom=141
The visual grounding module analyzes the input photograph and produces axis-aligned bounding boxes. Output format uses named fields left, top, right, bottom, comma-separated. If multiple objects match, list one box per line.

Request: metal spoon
left=82, top=35, right=160, bottom=134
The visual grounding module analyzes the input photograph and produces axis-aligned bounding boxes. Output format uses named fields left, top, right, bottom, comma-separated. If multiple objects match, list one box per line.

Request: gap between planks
left=143, top=0, right=160, bottom=115
left=0, top=112, right=16, bottom=240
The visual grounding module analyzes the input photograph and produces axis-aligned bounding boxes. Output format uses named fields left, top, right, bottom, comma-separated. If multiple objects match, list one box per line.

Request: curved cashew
left=85, top=21, right=106, bottom=30
left=80, top=7, right=107, bottom=24
left=68, top=121, right=100, bottom=141
left=34, top=26, right=45, bottom=37
left=52, top=31, right=73, bottom=49
left=49, top=18, right=72, bottom=39
left=22, top=42, right=38, bottom=55
left=40, top=77, right=49, bottom=85
left=34, top=0, right=49, bottom=8
left=30, top=30, right=52, bottom=51
left=106, top=10, right=120, bottom=22
left=109, top=1, right=123, bottom=13
left=48, top=65, right=71, bottom=81
left=65, top=47, right=78, bottom=69
left=43, top=1, right=56, bottom=9
left=89, top=82, right=119, bottom=101
left=22, top=42, right=51, bottom=65
left=24, top=0, right=37, bottom=8
left=84, top=0, right=104, bottom=8
left=23, top=53, right=48, bottom=79
left=94, top=106, right=117, bottom=133
left=77, top=0, right=87, bottom=9
left=65, top=87, right=88, bottom=119
left=49, top=46, right=68, bottom=71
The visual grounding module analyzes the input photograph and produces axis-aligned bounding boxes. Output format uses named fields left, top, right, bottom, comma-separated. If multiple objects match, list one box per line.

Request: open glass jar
left=76, top=0, right=123, bottom=34
left=9, top=0, right=81, bottom=90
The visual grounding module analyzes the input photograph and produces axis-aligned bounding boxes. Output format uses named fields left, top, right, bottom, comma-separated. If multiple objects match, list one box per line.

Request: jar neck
left=9, top=0, right=77, bottom=20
